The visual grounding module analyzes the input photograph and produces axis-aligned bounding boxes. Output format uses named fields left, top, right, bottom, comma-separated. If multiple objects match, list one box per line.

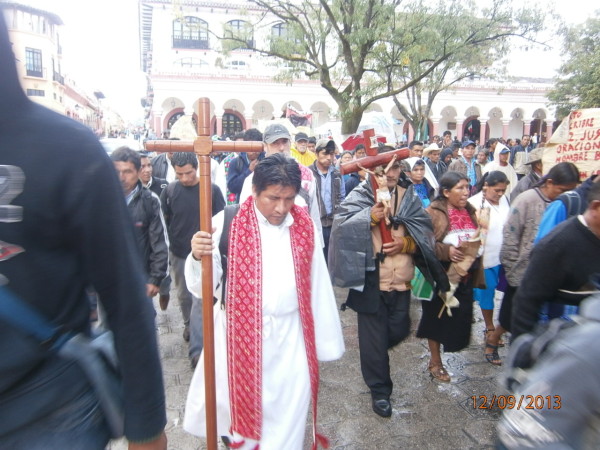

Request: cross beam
left=145, top=98, right=262, bottom=450
left=338, top=130, right=410, bottom=243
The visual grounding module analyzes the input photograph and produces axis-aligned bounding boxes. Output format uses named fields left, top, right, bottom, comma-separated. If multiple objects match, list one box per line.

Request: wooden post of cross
left=145, top=98, right=263, bottom=450
left=339, top=129, right=410, bottom=243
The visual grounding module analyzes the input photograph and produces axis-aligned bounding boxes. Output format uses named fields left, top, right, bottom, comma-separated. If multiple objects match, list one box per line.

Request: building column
left=214, top=108, right=224, bottom=137
left=154, top=114, right=163, bottom=137
left=544, top=120, right=554, bottom=142
left=479, top=120, right=487, bottom=146
left=456, top=120, right=464, bottom=140
left=245, top=114, right=254, bottom=129
left=501, top=120, right=510, bottom=140
left=431, top=117, right=441, bottom=138
left=523, top=120, right=531, bottom=136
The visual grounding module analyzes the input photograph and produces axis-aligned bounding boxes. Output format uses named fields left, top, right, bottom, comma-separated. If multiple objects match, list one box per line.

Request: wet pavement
left=111, top=287, right=508, bottom=449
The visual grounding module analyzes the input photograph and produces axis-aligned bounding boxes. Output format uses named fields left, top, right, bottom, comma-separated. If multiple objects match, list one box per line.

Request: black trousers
left=357, top=290, right=411, bottom=399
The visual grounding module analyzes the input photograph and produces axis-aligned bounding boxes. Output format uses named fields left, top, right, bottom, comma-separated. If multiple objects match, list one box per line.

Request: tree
left=548, top=13, right=600, bottom=119
left=387, top=1, right=548, bottom=140
left=223, top=0, right=546, bottom=135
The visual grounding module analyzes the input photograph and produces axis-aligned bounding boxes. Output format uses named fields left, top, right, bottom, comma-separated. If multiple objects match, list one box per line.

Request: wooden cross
left=338, top=129, right=410, bottom=243
left=145, top=98, right=263, bottom=450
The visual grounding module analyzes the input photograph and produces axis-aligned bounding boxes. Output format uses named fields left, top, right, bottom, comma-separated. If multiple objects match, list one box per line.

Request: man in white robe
left=183, top=154, right=344, bottom=450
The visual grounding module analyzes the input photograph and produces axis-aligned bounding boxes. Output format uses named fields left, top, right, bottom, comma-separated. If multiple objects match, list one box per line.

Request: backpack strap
left=219, top=204, right=240, bottom=303
left=558, top=191, right=583, bottom=217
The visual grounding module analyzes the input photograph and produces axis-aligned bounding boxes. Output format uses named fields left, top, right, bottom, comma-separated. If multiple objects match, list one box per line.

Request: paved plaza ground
left=111, top=287, right=508, bottom=449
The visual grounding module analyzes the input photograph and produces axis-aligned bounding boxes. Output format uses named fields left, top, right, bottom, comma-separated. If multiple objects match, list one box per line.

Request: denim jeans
left=0, top=386, right=111, bottom=450
left=170, top=253, right=202, bottom=359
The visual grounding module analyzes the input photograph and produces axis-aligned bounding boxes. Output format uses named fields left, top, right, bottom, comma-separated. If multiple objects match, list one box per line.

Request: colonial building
left=139, top=0, right=558, bottom=143
left=2, top=2, right=105, bottom=133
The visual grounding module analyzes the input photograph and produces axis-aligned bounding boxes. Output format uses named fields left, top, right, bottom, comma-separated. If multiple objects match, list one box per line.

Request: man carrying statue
left=329, top=149, right=447, bottom=418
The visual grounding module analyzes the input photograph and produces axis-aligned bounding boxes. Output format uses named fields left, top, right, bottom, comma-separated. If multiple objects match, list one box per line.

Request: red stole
left=226, top=196, right=328, bottom=449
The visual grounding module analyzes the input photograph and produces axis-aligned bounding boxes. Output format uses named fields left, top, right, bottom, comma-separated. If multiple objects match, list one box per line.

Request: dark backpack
left=503, top=317, right=578, bottom=392
left=558, top=190, right=584, bottom=217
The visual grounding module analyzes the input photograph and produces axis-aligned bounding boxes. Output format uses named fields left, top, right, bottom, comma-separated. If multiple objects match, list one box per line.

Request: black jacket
left=0, top=18, right=166, bottom=441
left=329, top=175, right=449, bottom=313
left=128, top=181, right=169, bottom=286
left=147, top=176, right=168, bottom=197
left=308, top=162, right=344, bottom=228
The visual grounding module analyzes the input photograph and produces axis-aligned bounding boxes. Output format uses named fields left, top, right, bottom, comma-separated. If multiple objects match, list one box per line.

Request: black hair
left=354, top=144, right=365, bottom=153
left=252, top=154, right=301, bottom=195
left=170, top=152, right=198, bottom=169
left=475, top=170, right=509, bottom=193
left=378, top=144, right=395, bottom=154
left=111, top=147, right=141, bottom=171
left=409, top=140, right=423, bottom=149
left=587, top=179, right=600, bottom=204
left=308, top=137, right=317, bottom=145
left=244, top=128, right=263, bottom=142
left=535, top=162, right=579, bottom=188
left=435, top=171, right=469, bottom=201
left=340, top=150, right=353, bottom=159
left=233, top=131, right=245, bottom=141
left=485, top=138, right=498, bottom=148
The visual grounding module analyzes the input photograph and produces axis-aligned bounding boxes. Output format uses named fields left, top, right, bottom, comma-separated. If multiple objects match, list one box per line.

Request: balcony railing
left=26, top=68, right=43, bottom=77
left=172, top=38, right=210, bottom=50
left=53, top=71, right=64, bottom=85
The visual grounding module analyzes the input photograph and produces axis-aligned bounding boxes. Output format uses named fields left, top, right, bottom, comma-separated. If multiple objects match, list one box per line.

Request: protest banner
left=543, top=108, right=600, bottom=180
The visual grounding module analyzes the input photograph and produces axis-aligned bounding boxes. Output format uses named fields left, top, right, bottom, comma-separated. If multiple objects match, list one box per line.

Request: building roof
left=0, top=1, right=64, bottom=25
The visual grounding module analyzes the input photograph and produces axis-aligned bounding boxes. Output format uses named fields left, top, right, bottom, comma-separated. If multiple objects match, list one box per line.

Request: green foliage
left=243, top=0, right=546, bottom=134
left=548, top=13, right=600, bottom=118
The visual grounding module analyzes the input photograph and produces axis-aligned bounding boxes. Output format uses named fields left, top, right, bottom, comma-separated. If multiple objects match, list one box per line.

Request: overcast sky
left=16, top=0, right=599, bottom=123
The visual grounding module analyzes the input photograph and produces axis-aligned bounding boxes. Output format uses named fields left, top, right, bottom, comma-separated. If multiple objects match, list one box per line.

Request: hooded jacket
left=329, top=174, right=449, bottom=313
left=0, top=18, right=166, bottom=441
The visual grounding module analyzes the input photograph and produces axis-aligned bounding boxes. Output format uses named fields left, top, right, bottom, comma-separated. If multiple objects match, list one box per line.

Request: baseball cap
left=263, top=124, right=291, bottom=144
left=497, top=144, right=510, bottom=154
left=315, top=139, right=336, bottom=153
left=461, top=140, right=476, bottom=148
left=294, top=132, right=309, bottom=142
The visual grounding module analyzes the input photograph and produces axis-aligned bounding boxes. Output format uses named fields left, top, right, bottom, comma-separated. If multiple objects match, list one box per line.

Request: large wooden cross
left=339, top=129, right=410, bottom=243
left=145, top=98, right=263, bottom=450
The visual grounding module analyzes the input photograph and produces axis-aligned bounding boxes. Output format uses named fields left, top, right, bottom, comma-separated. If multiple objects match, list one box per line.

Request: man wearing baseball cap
left=448, top=140, right=482, bottom=189
left=238, top=123, right=324, bottom=246
left=291, top=132, right=316, bottom=167
left=308, top=139, right=345, bottom=260
left=482, top=143, right=518, bottom=196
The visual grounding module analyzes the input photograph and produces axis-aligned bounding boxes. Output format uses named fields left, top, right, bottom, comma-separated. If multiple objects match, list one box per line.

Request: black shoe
left=372, top=398, right=392, bottom=417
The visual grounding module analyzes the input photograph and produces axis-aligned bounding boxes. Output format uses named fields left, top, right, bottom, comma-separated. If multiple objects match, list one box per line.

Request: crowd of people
left=141, top=124, right=598, bottom=441
left=3, top=12, right=599, bottom=446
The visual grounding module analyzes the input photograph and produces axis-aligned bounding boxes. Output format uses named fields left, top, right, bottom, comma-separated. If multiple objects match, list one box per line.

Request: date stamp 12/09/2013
left=471, top=395, right=561, bottom=410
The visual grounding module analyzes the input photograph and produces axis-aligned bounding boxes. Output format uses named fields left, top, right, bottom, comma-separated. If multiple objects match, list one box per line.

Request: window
left=26, top=89, right=45, bottom=97
left=225, top=20, right=254, bottom=49
left=224, top=60, right=247, bottom=70
left=173, top=17, right=209, bottom=49
left=174, top=57, right=209, bottom=68
left=271, top=23, right=286, bottom=38
left=222, top=113, right=243, bottom=137
left=25, top=48, right=43, bottom=77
